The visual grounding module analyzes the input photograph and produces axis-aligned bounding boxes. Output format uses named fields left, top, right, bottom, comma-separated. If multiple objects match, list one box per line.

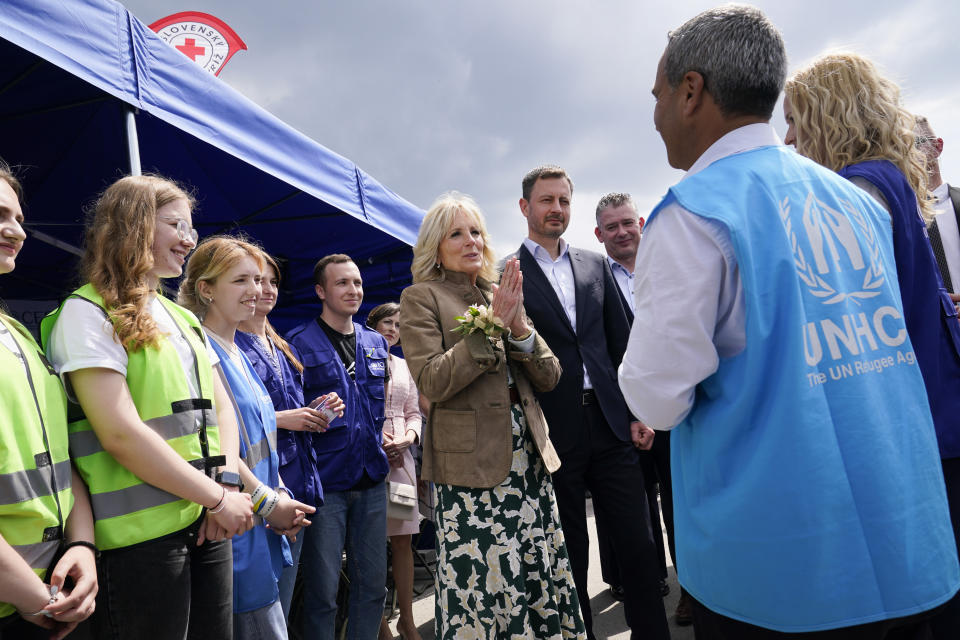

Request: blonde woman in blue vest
left=179, top=235, right=317, bottom=639
left=0, top=163, right=97, bottom=639
left=42, top=175, right=255, bottom=640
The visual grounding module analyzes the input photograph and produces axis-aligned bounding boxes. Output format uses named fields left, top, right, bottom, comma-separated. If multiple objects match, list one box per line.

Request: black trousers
left=692, top=593, right=957, bottom=640
left=597, top=432, right=671, bottom=587
left=931, top=456, right=960, bottom=639
left=552, top=401, right=670, bottom=640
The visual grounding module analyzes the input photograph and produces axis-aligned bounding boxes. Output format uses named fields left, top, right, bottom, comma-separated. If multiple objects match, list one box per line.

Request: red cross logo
left=176, top=38, right=206, bottom=61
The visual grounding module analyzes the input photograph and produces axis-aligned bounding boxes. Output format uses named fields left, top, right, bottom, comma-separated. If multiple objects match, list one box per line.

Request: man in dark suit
left=592, top=192, right=688, bottom=621
left=916, top=115, right=960, bottom=296
left=507, top=166, right=670, bottom=640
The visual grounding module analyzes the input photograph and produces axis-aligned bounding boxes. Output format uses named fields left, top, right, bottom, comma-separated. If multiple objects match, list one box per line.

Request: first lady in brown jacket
left=399, top=192, right=586, bottom=640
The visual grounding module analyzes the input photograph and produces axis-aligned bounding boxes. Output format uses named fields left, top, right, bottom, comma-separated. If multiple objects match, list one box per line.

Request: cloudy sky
left=124, top=0, right=960, bottom=258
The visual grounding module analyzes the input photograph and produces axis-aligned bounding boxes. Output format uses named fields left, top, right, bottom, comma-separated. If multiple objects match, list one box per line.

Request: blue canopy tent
left=0, top=0, right=423, bottom=333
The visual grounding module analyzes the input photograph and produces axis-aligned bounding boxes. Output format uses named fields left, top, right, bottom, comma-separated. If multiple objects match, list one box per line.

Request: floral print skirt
left=433, top=404, right=586, bottom=640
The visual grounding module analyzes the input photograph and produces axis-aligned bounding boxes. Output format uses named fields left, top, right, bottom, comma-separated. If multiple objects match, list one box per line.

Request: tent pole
left=123, top=104, right=142, bottom=176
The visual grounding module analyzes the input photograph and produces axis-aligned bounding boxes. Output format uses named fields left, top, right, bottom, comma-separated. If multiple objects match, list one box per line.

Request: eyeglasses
left=159, top=217, right=199, bottom=244
left=915, top=135, right=939, bottom=147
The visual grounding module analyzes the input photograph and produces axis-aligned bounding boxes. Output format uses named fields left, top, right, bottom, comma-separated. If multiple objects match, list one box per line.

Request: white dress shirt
left=522, top=236, right=592, bottom=389
left=608, top=257, right=635, bottom=314
left=932, top=182, right=960, bottom=288
left=618, top=123, right=781, bottom=429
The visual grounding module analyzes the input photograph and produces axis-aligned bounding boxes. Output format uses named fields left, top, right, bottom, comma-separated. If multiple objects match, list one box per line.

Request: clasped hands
left=383, top=429, right=417, bottom=469
left=491, top=257, right=531, bottom=338
left=20, top=544, right=98, bottom=639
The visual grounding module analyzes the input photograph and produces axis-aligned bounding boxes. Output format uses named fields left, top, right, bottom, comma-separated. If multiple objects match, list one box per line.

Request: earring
left=206, top=296, right=214, bottom=304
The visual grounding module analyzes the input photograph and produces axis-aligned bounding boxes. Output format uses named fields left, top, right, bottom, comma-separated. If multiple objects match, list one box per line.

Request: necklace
left=204, top=326, right=240, bottom=357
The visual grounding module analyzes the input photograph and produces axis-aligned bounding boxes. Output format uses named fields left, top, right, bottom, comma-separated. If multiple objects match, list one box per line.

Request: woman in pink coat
left=368, top=302, right=423, bottom=640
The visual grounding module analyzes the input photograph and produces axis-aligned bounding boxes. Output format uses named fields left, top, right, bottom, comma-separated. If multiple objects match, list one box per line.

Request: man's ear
left=681, top=70, right=706, bottom=118
left=638, top=217, right=646, bottom=233
left=519, top=198, right=529, bottom=218
left=314, top=283, right=325, bottom=301
left=594, top=226, right=603, bottom=243
left=935, top=138, right=944, bottom=157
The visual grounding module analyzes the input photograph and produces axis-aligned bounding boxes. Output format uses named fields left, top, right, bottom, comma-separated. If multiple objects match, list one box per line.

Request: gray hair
left=665, top=4, right=786, bottom=119
left=595, top=193, right=636, bottom=221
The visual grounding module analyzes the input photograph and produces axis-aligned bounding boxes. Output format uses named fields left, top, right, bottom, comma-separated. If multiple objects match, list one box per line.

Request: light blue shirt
left=522, top=236, right=591, bottom=389
left=607, top=257, right=635, bottom=314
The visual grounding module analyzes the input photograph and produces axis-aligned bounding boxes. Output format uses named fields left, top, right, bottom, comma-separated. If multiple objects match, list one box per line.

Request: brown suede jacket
left=399, top=269, right=562, bottom=488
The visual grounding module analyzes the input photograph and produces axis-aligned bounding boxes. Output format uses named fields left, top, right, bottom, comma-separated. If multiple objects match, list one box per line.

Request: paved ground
left=386, top=497, right=695, bottom=640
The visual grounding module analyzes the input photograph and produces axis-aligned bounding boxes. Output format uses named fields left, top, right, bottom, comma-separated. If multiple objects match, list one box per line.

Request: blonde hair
left=177, top=235, right=265, bottom=317
left=259, top=251, right=303, bottom=373
left=411, top=192, right=496, bottom=284
left=785, top=52, right=933, bottom=222
left=82, top=174, right=194, bottom=351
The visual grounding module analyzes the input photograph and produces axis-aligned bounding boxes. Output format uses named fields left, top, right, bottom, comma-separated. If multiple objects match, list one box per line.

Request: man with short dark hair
left=619, top=5, right=959, bottom=637
left=508, top=165, right=670, bottom=640
left=286, top=254, right=390, bottom=640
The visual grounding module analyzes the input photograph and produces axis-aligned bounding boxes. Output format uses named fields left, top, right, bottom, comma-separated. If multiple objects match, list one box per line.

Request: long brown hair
left=82, top=174, right=194, bottom=351
left=260, top=252, right=303, bottom=373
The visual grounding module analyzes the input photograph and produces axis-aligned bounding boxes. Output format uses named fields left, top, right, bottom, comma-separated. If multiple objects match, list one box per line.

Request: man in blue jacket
left=287, top=253, right=390, bottom=640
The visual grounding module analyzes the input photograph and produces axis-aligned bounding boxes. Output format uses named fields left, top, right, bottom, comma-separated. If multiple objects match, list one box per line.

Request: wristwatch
left=215, top=470, right=243, bottom=489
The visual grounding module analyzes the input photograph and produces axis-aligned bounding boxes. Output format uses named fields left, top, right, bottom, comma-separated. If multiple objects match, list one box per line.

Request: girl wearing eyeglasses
left=42, top=175, right=254, bottom=640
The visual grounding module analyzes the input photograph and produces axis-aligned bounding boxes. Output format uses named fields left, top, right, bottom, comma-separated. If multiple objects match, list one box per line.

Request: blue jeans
left=300, top=482, right=387, bottom=640
left=277, top=529, right=304, bottom=622
left=234, top=599, right=287, bottom=640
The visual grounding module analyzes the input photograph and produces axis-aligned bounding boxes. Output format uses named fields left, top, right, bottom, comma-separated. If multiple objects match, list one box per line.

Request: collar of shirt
left=933, top=182, right=950, bottom=204
left=684, top=123, right=783, bottom=180
left=523, top=236, right=570, bottom=266
left=607, top=256, right=633, bottom=278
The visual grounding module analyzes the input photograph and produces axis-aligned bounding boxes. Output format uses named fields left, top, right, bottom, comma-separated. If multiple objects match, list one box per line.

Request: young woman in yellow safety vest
left=0, top=161, right=97, bottom=640
left=42, top=175, right=255, bottom=640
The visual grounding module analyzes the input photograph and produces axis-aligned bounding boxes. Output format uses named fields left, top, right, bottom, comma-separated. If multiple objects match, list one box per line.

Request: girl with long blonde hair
left=43, top=175, right=254, bottom=640
left=785, top=54, right=960, bottom=636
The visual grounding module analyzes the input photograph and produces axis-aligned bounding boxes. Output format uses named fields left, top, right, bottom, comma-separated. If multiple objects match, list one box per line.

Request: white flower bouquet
left=452, top=304, right=506, bottom=338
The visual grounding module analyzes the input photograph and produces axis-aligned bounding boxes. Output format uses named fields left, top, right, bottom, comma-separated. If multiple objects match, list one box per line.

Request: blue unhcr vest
left=209, top=337, right=291, bottom=613
left=236, top=331, right=324, bottom=508
left=286, top=320, right=389, bottom=492
left=649, top=145, right=959, bottom=631
left=838, top=160, right=960, bottom=459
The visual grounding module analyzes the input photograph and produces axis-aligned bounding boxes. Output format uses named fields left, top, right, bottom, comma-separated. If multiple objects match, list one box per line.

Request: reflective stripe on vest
left=89, top=480, right=188, bottom=520
left=40, top=285, right=219, bottom=550
left=68, top=407, right=216, bottom=457
left=0, top=315, right=71, bottom=618
left=0, top=460, right=72, bottom=505
left=12, top=539, right=61, bottom=573
left=243, top=435, right=274, bottom=471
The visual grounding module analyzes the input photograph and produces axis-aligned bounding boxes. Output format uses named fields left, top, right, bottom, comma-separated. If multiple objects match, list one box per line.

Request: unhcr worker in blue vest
left=286, top=254, right=390, bottom=640
left=784, top=52, right=960, bottom=640
left=618, top=6, right=960, bottom=638
left=179, top=236, right=318, bottom=640
left=0, top=162, right=97, bottom=639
